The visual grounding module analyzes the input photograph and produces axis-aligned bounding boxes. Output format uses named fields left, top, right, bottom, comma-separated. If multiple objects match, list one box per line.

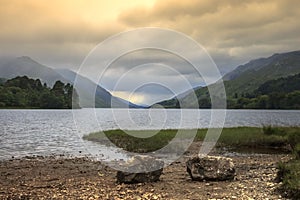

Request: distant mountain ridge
left=0, top=56, right=67, bottom=87
left=55, top=69, right=142, bottom=108
left=154, top=50, right=300, bottom=108
left=0, top=56, right=141, bottom=108
left=222, top=50, right=300, bottom=96
left=224, top=51, right=300, bottom=81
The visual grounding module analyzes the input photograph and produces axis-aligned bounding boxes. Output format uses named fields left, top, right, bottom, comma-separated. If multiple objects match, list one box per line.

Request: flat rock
left=116, top=155, right=164, bottom=184
left=186, top=155, right=235, bottom=181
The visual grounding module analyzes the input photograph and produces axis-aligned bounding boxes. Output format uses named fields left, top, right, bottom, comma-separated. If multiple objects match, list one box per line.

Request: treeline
left=227, top=73, right=300, bottom=109
left=0, top=76, right=80, bottom=109
left=159, top=73, right=300, bottom=109
left=227, top=91, right=300, bottom=109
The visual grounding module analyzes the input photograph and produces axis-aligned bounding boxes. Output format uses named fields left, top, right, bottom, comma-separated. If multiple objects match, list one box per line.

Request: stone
left=116, top=155, right=164, bottom=184
left=186, top=155, right=235, bottom=181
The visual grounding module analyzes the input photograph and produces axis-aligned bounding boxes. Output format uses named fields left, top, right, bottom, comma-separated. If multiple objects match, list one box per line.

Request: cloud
left=100, top=62, right=203, bottom=105
left=118, top=0, right=300, bottom=67
left=111, top=84, right=176, bottom=105
left=74, top=29, right=222, bottom=105
left=111, top=91, right=146, bottom=105
left=0, top=0, right=136, bottom=68
left=0, top=0, right=299, bottom=104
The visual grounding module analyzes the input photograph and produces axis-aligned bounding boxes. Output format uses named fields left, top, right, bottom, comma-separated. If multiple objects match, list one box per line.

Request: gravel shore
left=0, top=145, right=292, bottom=199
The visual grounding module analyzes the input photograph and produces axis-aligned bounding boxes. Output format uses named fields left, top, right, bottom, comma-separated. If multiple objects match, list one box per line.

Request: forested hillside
left=0, top=76, right=80, bottom=109
left=155, top=51, right=300, bottom=109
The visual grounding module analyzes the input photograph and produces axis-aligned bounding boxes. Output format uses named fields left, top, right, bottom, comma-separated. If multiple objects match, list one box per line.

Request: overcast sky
left=1, top=0, right=300, bottom=105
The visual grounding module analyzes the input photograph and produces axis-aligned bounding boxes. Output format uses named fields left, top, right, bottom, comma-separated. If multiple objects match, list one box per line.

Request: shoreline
left=1, top=126, right=299, bottom=199
left=0, top=141, right=293, bottom=199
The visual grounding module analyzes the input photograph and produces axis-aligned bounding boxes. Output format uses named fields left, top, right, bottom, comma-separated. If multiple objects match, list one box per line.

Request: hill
left=55, top=69, right=142, bottom=108
left=223, top=50, right=300, bottom=97
left=154, top=50, right=300, bottom=109
left=0, top=56, right=67, bottom=87
left=0, top=57, right=141, bottom=108
left=256, top=73, right=300, bottom=95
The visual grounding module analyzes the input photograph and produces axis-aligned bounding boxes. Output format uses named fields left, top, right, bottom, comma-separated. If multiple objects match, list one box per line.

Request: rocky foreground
left=0, top=150, right=292, bottom=200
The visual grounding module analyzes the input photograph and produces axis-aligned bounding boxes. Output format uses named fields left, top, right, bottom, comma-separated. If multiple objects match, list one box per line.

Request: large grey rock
left=116, top=155, right=164, bottom=184
left=186, top=155, right=235, bottom=181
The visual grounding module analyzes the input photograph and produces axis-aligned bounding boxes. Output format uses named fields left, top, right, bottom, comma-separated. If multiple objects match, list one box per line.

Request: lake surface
left=0, top=109, right=300, bottom=160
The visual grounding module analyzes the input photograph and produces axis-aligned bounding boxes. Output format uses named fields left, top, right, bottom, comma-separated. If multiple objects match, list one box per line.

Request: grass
left=84, top=129, right=178, bottom=153
left=212, top=127, right=288, bottom=148
left=83, top=126, right=300, bottom=153
left=273, top=127, right=300, bottom=199
left=278, top=160, right=300, bottom=199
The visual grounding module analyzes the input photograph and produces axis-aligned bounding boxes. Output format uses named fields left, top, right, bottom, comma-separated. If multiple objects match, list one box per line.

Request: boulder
left=186, top=155, right=235, bottom=181
left=116, top=155, right=164, bottom=184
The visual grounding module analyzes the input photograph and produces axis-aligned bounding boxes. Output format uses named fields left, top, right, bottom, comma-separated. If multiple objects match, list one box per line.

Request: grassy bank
left=83, top=126, right=300, bottom=153
left=278, top=159, right=300, bottom=199
left=275, top=127, right=300, bottom=199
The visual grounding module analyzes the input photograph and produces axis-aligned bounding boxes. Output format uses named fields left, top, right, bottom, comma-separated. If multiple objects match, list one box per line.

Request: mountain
left=223, top=50, right=300, bottom=96
left=223, top=51, right=300, bottom=81
left=154, top=50, right=300, bottom=108
left=55, top=69, right=142, bottom=108
left=0, top=56, right=141, bottom=108
left=0, top=56, right=68, bottom=87
left=256, top=73, right=300, bottom=95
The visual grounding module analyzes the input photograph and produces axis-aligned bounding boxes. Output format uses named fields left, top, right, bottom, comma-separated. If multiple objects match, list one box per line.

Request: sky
left=0, top=0, right=300, bottom=105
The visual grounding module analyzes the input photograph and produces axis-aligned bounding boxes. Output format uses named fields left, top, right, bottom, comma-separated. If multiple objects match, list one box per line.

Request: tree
left=268, top=92, right=285, bottom=109
left=51, top=81, right=65, bottom=96
left=0, top=76, right=80, bottom=109
left=285, top=91, right=300, bottom=109
left=256, top=95, right=269, bottom=109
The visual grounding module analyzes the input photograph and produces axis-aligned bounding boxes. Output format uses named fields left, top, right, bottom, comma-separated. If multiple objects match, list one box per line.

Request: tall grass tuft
left=277, top=160, right=300, bottom=199
left=276, top=128, right=300, bottom=199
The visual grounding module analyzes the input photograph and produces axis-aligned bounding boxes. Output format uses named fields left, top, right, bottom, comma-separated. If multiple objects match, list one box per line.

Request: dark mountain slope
left=154, top=50, right=300, bottom=108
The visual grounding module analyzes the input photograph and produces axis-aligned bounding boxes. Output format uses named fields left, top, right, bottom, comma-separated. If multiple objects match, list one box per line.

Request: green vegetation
left=257, top=73, right=300, bottom=95
left=155, top=51, right=300, bottom=109
left=0, top=76, right=80, bottom=109
left=157, top=73, right=300, bottom=109
left=277, top=144, right=300, bottom=199
left=227, top=73, right=300, bottom=109
left=278, top=160, right=300, bottom=199
left=82, top=127, right=300, bottom=153
left=84, top=129, right=177, bottom=153
left=223, top=51, right=300, bottom=97
left=260, top=126, right=300, bottom=199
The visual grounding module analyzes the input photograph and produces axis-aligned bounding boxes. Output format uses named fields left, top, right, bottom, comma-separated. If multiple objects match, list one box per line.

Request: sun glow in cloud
left=111, top=91, right=146, bottom=105
left=1, top=0, right=299, bottom=104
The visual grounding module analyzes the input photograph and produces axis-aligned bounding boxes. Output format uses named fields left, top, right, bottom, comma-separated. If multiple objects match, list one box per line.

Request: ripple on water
left=0, top=109, right=299, bottom=160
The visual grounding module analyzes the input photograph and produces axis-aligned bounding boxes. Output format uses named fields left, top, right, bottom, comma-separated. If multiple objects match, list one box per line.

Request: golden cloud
left=0, top=0, right=299, bottom=69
